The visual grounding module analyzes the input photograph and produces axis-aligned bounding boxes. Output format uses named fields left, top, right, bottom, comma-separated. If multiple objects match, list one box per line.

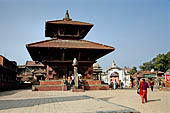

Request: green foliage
left=139, top=61, right=154, bottom=71
left=129, top=66, right=137, bottom=75
left=139, top=51, right=170, bottom=72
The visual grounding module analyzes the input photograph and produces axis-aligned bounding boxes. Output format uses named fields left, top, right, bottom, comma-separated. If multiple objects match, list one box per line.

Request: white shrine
left=102, top=60, right=130, bottom=87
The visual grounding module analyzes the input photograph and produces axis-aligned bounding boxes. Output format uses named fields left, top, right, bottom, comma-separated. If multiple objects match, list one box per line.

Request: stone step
left=84, top=85, right=109, bottom=90
left=39, top=80, right=64, bottom=85
left=71, top=88, right=85, bottom=92
left=33, top=84, right=67, bottom=91
left=84, top=80, right=101, bottom=85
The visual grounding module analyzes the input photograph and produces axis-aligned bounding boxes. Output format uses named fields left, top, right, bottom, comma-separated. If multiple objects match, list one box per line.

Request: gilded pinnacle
left=63, top=10, right=72, bottom=21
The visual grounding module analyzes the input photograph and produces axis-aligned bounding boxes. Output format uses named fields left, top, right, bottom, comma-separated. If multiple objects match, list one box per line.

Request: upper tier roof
left=45, top=10, right=93, bottom=39
left=46, top=20, right=93, bottom=26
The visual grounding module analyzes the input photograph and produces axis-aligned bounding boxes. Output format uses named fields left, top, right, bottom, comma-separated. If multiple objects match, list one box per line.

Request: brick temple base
left=33, top=80, right=67, bottom=91
left=71, top=88, right=85, bottom=92
left=84, top=80, right=109, bottom=90
left=33, top=80, right=109, bottom=91
left=165, top=81, right=170, bottom=87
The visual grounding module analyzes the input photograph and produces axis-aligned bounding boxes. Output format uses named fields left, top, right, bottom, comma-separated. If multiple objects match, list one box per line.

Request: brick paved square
left=0, top=89, right=169, bottom=113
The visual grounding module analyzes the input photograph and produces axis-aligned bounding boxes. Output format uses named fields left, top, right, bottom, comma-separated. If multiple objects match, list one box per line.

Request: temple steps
left=33, top=80, right=67, bottom=91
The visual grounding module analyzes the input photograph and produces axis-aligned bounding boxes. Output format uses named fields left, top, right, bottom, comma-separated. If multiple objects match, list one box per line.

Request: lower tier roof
left=26, top=39, right=115, bottom=50
left=26, top=39, right=115, bottom=62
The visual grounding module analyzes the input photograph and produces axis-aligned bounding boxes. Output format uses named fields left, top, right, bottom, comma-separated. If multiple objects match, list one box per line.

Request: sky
left=0, top=0, right=170, bottom=71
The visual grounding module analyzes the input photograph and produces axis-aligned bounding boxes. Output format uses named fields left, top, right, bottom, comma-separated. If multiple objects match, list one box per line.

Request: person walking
left=139, top=79, right=149, bottom=104
left=150, top=80, right=154, bottom=91
left=121, top=82, right=124, bottom=89
left=113, top=80, right=116, bottom=89
left=67, top=76, right=71, bottom=88
left=71, top=74, right=74, bottom=86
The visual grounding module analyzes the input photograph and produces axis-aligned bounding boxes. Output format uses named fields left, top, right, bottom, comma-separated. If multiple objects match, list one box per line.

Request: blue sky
left=0, top=0, right=169, bottom=70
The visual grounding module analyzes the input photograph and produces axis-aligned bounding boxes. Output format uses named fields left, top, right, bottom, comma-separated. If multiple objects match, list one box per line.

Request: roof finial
left=63, top=10, right=72, bottom=21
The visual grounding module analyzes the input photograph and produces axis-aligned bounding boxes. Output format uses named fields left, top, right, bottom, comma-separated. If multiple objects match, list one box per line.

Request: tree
left=139, top=61, right=154, bottom=71
left=139, top=51, right=170, bottom=72
left=153, top=52, right=170, bottom=72
left=129, top=67, right=137, bottom=75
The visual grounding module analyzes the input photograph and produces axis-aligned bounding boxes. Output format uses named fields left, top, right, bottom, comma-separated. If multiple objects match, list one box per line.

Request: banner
left=166, top=74, right=170, bottom=81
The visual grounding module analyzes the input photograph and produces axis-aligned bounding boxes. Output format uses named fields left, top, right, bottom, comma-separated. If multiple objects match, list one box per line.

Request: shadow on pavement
left=98, top=97, right=113, bottom=101
left=0, top=91, right=18, bottom=97
left=147, top=99, right=161, bottom=103
left=0, top=95, right=140, bottom=113
left=96, top=97, right=140, bottom=113
left=0, top=89, right=32, bottom=97
left=0, top=95, right=91, bottom=110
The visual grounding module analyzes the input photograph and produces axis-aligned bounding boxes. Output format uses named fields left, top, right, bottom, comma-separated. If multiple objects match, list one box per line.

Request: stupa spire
left=63, top=10, right=72, bottom=21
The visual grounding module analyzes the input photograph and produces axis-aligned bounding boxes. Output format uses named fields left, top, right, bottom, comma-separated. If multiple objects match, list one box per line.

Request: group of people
left=137, top=79, right=155, bottom=104
left=110, top=80, right=124, bottom=89
left=63, top=74, right=83, bottom=89
left=67, top=75, right=75, bottom=86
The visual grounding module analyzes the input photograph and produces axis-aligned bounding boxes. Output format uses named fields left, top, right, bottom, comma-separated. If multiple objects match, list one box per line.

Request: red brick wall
left=35, top=85, right=67, bottom=91
left=83, top=80, right=109, bottom=90
left=40, top=80, right=64, bottom=85
left=84, top=80, right=101, bottom=85
left=165, top=81, right=170, bottom=87
left=84, top=85, right=109, bottom=90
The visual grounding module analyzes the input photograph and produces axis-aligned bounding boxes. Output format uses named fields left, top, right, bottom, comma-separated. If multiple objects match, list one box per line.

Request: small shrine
left=26, top=10, right=115, bottom=91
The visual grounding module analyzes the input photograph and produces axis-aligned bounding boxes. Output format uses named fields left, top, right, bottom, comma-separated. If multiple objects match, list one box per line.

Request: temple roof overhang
left=26, top=39, right=114, bottom=49
left=26, top=39, right=115, bottom=62
left=46, top=20, right=93, bottom=26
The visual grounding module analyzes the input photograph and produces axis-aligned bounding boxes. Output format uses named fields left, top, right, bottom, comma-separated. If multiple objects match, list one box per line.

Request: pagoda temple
left=26, top=10, right=115, bottom=91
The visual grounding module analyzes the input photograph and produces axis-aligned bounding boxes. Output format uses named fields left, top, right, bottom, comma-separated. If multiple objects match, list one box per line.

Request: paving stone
left=0, top=89, right=169, bottom=113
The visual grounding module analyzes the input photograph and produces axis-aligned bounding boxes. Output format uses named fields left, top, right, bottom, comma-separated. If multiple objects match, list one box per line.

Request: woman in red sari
left=139, top=79, right=143, bottom=96
left=139, top=79, right=149, bottom=104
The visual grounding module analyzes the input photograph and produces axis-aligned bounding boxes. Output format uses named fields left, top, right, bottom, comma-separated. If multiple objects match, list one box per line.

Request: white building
left=102, top=60, right=130, bottom=87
